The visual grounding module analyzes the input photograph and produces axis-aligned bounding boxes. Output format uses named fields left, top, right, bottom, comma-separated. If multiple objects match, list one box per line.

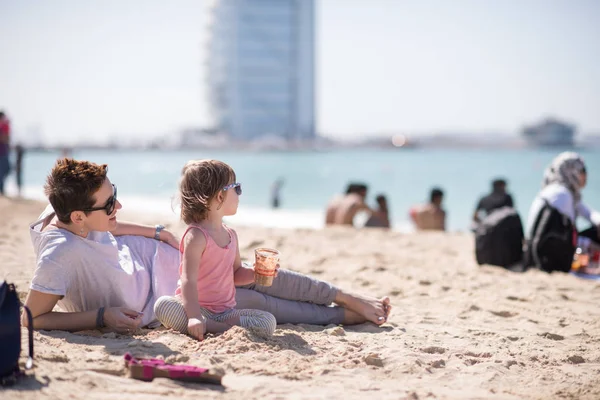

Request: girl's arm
left=110, top=221, right=178, bottom=249
left=181, top=230, right=232, bottom=339
left=232, top=230, right=255, bottom=285
left=180, top=230, right=208, bottom=321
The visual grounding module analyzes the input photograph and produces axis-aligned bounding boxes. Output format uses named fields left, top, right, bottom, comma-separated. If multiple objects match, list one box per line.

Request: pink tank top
left=175, top=224, right=237, bottom=313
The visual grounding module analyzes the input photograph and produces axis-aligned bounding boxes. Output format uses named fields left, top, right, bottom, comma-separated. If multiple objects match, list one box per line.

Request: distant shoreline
left=9, top=142, right=599, bottom=153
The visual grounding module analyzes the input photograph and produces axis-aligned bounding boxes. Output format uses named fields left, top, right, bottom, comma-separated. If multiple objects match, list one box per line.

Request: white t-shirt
left=526, top=183, right=600, bottom=239
left=29, top=205, right=180, bottom=327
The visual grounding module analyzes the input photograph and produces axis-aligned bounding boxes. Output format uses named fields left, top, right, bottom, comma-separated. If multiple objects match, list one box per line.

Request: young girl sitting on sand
left=154, top=160, right=277, bottom=340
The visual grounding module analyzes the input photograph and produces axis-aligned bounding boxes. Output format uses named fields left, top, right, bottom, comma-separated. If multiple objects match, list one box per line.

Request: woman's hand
left=103, top=307, right=143, bottom=334
left=187, top=317, right=206, bottom=341
left=159, top=229, right=180, bottom=249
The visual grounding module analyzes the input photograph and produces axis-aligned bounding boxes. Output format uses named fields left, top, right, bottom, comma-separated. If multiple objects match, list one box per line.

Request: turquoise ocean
left=5, top=148, right=599, bottom=232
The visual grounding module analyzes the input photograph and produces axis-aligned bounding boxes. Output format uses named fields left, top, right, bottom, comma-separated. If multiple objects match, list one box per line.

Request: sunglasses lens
left=106, top=186, right=117, bottom=215
left=104, top=197, right=114, bottom=215
left=235, top=184, right=242, bottom=195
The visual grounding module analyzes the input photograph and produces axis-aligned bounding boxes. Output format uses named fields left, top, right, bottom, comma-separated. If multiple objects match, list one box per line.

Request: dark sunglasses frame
left=223, top=182, right=242, bottom=195
left=81, top=184, right=118, bottom=215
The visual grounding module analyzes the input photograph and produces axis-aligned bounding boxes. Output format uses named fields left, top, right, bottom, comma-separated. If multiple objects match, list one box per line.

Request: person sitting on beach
left=153, top=160, right=277, bottom=340
left=23, top=158, right=391, bottom=334
left=525, top=152, right=600, bottom=272
left=325, top=183, right=373, bottom=227
left=364, top=194, right=391, bottom=228
left=409, top=188, right=446, bottom=231
left=473, top=178, right=514, bottom=224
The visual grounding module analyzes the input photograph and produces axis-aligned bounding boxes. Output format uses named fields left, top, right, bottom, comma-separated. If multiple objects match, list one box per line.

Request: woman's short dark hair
left=44, top=158, right=108, bottom=223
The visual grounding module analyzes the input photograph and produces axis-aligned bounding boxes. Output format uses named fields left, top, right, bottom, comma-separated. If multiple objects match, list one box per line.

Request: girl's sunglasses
left=223, top=182, right=242, bottom=195
left=82, top=184, right=118, bottom=215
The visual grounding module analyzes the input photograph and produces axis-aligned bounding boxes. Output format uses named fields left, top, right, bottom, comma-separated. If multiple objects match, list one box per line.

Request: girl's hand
left=159, top=230, right=180, bottom=249
left=187, top=317, right=206, bottom=341
left=252, top=262, right=281, bottom=278
left=274, top=263, right=281, bottom=278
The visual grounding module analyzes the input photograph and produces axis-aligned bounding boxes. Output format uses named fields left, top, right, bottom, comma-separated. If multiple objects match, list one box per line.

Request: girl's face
left=74, top=178, right=122, bottom=233
left=220, top=181, right=241, bottom=216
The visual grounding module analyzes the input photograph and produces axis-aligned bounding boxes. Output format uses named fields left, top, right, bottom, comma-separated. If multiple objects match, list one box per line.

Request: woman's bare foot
left=342, top=308, right=367, bottom=325
left=335, top=291, right=391, bottom=325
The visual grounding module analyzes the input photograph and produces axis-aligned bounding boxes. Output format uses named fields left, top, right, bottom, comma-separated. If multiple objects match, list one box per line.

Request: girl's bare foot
left=335, top=291, right=391, bottom=325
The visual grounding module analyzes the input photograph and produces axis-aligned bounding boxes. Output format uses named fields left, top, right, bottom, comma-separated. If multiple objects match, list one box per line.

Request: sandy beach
left=2, top=195, right=600, bottom=400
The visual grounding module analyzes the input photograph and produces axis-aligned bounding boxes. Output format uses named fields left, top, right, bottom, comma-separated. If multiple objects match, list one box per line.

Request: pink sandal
left=124, top=353, right=223, bottom=385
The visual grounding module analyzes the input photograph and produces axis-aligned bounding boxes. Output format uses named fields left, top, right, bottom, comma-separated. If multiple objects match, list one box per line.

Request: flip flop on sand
left=123, top=353, right=223, bottom=385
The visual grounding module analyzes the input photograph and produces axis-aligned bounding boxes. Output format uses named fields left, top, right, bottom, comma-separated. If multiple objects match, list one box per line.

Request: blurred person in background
left=365, top=194, right=391, bottom=228
left=473, top=178, right=514, bottom=225
left=325, top=182, right=373, bottom=227
left=409, top=187, right=446, bottom=231
left=528, top=152, right=599, bottom=243
left=0, top=111, right=11, bottom=195
left=271, top=178, right=284, bottom=209
left=15, top=143, right=25, bottom=197
left=525, top=152, right=600, bottom=273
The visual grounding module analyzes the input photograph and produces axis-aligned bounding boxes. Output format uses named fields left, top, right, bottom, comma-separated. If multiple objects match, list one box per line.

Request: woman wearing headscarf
left=525, top=152, right=600, bottom=272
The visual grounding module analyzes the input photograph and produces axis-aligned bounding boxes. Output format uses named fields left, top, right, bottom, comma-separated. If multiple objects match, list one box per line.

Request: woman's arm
left=545, top=186, right=576, bottom=222
left=232, top=230, right=255, bottom=285
left=23, top=289, right=143, bottom=333
left=576, top=202, right=600, bottom=227
left=110, top=221, right=178, bottom=248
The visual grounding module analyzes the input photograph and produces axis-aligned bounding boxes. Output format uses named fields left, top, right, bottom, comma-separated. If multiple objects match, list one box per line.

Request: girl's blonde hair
left=179, top=159, right=236, bottom=224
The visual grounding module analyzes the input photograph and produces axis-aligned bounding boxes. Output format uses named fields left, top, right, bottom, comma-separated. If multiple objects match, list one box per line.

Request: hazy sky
left=1, top=0, right=599, bottom=143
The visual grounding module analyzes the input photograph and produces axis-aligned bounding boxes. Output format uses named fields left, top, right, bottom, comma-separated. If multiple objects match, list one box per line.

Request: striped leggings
left=154, top=296, right=276, bottom=337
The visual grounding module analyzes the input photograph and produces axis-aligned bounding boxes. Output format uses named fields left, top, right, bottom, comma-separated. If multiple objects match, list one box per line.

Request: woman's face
left=82, top=178, right=122, bottom=232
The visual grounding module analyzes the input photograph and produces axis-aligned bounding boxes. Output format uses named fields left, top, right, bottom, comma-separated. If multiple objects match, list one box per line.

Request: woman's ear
left=70, top=211, right=85, bottom=225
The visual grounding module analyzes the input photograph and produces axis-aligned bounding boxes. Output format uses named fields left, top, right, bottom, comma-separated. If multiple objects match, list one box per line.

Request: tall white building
left=206, top=0, right=315, bottom=141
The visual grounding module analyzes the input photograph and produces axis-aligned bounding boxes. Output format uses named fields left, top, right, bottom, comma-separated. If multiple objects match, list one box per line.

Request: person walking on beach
left=15, top=143, right=25, bottom=197
left=409, top=187, right=446, bottom=231
left=271, top=178, right=284, bottom=209
left=325, top=183, right=373, bottom=227
left=0, top=111, right=10, bottom=195
left=154, top=160, right=277, bottom=340
left=473, top=178, right=514, bottom=224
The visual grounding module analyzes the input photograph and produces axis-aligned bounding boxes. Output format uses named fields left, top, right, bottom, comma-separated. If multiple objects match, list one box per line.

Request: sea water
left=5, top=148, right=599, bottom=232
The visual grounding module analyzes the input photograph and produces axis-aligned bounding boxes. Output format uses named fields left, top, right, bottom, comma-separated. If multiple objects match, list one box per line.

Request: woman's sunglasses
left=223, top=182, right=242, bottom=195
left=82, top=184, right=118, bottom=215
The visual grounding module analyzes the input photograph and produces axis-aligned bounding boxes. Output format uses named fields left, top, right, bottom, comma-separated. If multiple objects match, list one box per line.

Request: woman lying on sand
left=22, top=158, right=391, bottom=335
